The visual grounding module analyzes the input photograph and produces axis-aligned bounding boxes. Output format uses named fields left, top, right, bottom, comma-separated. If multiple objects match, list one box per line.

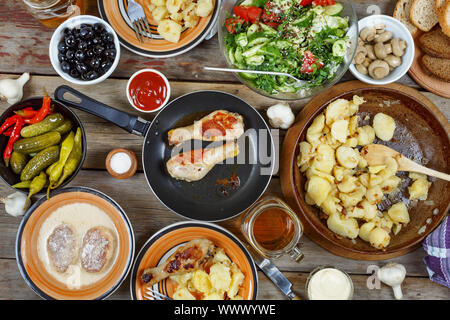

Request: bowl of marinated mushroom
left=349, top=15, right=414, bottom=85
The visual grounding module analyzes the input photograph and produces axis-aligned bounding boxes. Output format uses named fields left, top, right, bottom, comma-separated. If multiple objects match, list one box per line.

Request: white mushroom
left=266, top=103, right=295, bottom=129
left=0, top=72, right=30, bottom=105
left=377, top=263, right=406, bottom=299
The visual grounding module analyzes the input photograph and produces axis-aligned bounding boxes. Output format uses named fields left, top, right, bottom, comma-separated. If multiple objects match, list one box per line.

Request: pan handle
left=54, top=85, right=150, bottom=137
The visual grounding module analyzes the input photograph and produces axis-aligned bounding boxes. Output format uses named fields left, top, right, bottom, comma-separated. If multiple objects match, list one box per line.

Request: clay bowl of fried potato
left=280, top=80, right=450, bottom=260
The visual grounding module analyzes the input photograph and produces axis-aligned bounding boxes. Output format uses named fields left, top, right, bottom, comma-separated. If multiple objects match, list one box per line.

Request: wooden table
left=0, top=0, right=448, bottom=300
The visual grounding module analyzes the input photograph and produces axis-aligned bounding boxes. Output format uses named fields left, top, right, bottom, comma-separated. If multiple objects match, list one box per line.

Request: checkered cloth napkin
left=423, top=217, right=450, bottom=288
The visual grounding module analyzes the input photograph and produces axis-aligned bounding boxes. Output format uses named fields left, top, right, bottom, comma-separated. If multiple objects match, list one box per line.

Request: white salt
left=110, top=152, right=131, bottom=174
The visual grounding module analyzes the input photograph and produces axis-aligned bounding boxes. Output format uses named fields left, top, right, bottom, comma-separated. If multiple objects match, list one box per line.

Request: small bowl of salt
left=106, top=148, right=137, bottom=179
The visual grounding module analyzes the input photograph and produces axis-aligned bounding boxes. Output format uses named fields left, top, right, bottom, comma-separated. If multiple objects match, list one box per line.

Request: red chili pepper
left=299, top=0, right=313, bottom=5
left=0, top=114, right=21, bottom=135
left=3, top=115, right=23, bottom=167
left=24, top=95, right=51, bottom=124
left=15, top=107, right=38, bottom=119
left=3, top=127, right=13, bottom=137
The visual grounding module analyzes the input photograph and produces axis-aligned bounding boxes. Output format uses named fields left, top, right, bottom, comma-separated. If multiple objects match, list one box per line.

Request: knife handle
left=292, top=295, right=301, bottom=300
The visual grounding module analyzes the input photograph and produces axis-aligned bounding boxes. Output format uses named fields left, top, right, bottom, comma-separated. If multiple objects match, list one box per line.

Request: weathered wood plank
left=0, top=170, right=434, bottom=278
left=0, top=75, right=448, bottom=172
left=1, top=257, right=447, bottom=300
left=0, top=0, right=419, bottom=87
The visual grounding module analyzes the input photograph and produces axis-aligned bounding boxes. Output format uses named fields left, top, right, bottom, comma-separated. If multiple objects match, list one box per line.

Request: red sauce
left=201, top=112, right=237, bottom=139
left=128, top=71, right=167, bottom=111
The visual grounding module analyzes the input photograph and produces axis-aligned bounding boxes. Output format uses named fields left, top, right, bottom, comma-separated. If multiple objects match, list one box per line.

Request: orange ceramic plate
left=16, top=187, right=135, bottom=300
left=130, top=221, right=258, bottom=300
left=98, top=0, right=219, bottom=58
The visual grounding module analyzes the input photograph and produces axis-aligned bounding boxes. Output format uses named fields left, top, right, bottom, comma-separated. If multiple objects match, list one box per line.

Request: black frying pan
left=0, top=96, right=87, bottom=193
left=54, top=86, right=275, bottom=221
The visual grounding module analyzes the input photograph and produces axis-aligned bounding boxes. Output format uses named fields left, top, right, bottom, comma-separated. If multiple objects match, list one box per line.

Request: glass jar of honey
left=241, top=195, right=304, bottom=262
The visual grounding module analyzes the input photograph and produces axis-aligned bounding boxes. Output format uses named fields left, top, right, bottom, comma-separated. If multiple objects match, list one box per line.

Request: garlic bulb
left=377, top=262, right=406, bottom=299
left=2, top=192, right=30, bottom=217
left=0, top=72, right=30, bottom=105
left=266, top=103, right=295, bottom=129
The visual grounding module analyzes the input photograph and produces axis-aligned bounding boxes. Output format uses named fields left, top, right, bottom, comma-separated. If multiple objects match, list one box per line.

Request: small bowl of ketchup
left=126, top=69, right=170, bottom=113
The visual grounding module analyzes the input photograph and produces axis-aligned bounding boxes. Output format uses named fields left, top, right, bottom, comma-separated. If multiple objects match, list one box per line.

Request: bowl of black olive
left=49, top=15, right=120, bottom=85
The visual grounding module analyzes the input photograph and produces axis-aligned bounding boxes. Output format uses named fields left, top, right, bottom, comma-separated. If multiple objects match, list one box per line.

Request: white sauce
left=110, top=152, right=132, bottom=174
left=307, top=268, right=352, bottom=300
left=37, top=202, right=118, bottom=289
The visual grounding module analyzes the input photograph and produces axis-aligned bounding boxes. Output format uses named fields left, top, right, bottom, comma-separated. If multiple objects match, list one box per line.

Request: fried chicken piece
left=141, top=238, right=216, bottom=286
left=168, top=110, right=244, bottom=146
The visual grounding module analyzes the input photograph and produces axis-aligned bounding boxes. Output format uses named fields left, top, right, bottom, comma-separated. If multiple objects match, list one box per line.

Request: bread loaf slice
left=419, top=27, right=450, bottom=58
left=435, top=0, right=447, bottom=17
left=410, top=0, right=439, bottom=31
left=438, top=0, right=450, bottom=37
left=394, top=0, right=419, bottom=36
left=421, top=54, right=450, bottom=81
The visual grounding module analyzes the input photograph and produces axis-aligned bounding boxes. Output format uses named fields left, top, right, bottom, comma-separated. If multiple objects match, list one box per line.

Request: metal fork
left=144, top=288, right=172, bottom=300
left=127, top=0, right=152, bottom=43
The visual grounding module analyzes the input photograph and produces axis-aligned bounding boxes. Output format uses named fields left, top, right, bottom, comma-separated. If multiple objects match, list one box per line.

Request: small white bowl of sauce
left=126, top=69, right=170, bottom=113
left=306, top=266, right=354, bottom=300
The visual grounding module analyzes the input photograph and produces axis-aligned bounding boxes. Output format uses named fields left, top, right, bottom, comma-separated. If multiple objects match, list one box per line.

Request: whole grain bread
left=410, top=0, right=439, bottom=31
left=421, top=54, right=450, bottom=81
left=438, top=1, right=450, bottom=37
left=394, top=0, right=419, bottom=36
left=419, top=26, right=450, bottom=58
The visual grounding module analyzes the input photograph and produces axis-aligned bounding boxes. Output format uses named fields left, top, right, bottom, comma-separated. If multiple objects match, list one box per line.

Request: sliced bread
left=438, top=0, right=450, bottom=37
left=421, top=54, right=450, bottom=81
left=394, top=0, right=419, bottom=36
left=435, top=0, right=447, bottom=16
left=419, top=27, right=450, bottom=58
left=410, top=0, right=439, bottom=31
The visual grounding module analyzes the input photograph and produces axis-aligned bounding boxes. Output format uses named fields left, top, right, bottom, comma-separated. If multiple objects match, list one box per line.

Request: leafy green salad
left=223, top=0, right=350, bottom=95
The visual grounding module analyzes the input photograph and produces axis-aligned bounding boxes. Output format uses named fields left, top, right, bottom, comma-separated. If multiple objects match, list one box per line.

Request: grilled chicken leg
left=166, top=141, right=239, bottom=182
left=168, top=110, right=244, bottom=146
left=141, top=238, right=216, bottom=286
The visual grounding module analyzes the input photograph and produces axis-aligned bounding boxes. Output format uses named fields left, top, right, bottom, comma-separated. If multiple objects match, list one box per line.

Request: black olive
left=77, top=40, right=88, bottom=50
left=69, top=68, right=80, bottom=79
left=72, top=28, right=80, bottom=37
left=92, top=36, right=102, bottom=45
left=88, top=57, right=101, bottom=70
left=100, top=59, right=113, bottom=72
left=80, top=26, right=94, bottom=39
left=104, top=48, right=116, bottom=59
left=80, top=23, right=90, bottom=29
left=61, top=61, right=71, bottom=73
left=93, top=23, right=105, bottom=33
left=86, top=49, right=95, bottom=58
left=57, top=41, right=68, bottom=53
left=75, top=62, right=88, bottom=73
left=81, top=72, right=89, bottom=80
left=93, top=44, right=104, bottom=55
left=65, top=35, right=76, bottom=47
left=57, top=53, right=67, bottom=62
left=101, top=32, right=113, bottom=43
left=63, top=28, right=72, bottom=36
left=74, top=50, right=85, bottom=61
left=106, top=42, right=115, bottom=49
left=65, top=49, right=75, bottom=59
left=86, top=70, right=99, bottom=80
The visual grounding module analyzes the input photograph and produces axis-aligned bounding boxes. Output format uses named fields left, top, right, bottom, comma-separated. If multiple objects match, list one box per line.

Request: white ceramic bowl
left=49, top=15, right=120, bottom=85
left=348, top=15, right=414, bottom=85
left=126, top=69, right=171, bottom=113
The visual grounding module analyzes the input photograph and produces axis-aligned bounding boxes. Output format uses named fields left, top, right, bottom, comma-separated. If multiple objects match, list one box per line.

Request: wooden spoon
left=361, top=144, right=450, bottom=181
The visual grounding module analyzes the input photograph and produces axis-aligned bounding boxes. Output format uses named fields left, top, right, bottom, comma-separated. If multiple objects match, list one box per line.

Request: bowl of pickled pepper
left=0, top=93, right=85, bottom=201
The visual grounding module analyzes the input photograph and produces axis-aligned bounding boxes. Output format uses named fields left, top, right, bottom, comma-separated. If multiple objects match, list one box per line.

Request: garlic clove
left=377, top=262, right=406, bottom=300
left=267, top=103, right=295, bottom=129
left=2, top=191, right=30, bottom=217
left=0, top=72, right=30, bottom=105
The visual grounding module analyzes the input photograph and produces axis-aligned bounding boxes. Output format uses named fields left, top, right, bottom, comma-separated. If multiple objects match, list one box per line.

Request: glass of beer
left=22, top=0, right=86, bottom=28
